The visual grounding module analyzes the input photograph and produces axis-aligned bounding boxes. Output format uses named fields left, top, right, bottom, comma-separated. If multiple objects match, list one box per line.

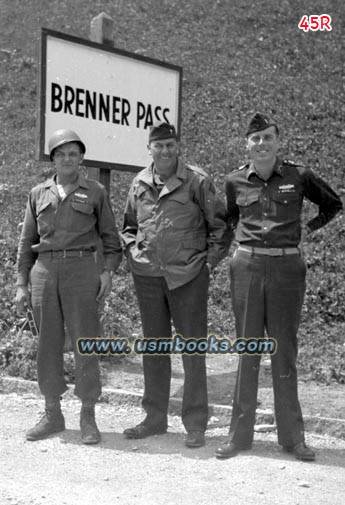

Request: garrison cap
left=148, top=122, right=178, bottom=143
left=245, top=112, right=279, bottom=137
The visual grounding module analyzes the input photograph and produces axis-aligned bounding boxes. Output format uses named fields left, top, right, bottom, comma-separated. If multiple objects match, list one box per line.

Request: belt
left=39, top=250, right=94, bottom=258
left=237, top=245, right=300, bottom=256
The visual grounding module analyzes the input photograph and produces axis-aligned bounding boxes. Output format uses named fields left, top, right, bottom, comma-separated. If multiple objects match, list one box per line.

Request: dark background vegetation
left=0, top=0, right=344, bottom=384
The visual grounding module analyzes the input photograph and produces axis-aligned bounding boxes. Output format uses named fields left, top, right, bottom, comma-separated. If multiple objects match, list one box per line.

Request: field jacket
left=17, top=174, right=122, bottom=286
left=122, top=158, right=232, bottom=289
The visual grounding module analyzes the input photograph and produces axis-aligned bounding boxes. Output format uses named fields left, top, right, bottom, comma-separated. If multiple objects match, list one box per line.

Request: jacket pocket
left=71, top=202, right=94, bottom=214
left=166, top=192, right=197, bottom=229
left=168, top=193, right=190, bottom=205
left=69, top=201, right=95, bottom=232
left=236, top=193, right=260, bottom=221
left=236, top=194, right=259, bottom=207
left=271, top=192, right=301, bottom=219
left=271, top=192, right=299, bottom=205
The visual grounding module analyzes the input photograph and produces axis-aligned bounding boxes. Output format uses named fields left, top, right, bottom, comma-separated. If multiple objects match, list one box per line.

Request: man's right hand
left=15, top=286, right=30, bottom=314
left=299, top=224, right=311, bottom=260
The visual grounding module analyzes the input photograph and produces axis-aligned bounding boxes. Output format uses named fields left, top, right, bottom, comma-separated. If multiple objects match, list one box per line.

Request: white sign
left=38, top=28, right=182, bottom=172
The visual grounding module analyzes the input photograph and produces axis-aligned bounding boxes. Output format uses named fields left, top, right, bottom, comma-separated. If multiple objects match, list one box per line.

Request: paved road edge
left=1, top=375, right=345, bottom=438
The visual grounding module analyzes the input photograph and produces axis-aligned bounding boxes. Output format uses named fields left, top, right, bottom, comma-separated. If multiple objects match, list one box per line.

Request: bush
left=1, top=0, right=344, bottom=385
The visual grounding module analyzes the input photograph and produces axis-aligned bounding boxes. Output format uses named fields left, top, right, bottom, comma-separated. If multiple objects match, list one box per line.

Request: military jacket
left=17, top=174, right=122, bottom=285
left=122, top=158, right=231, bottom=289
left=225, top=157, right=343, bottom=248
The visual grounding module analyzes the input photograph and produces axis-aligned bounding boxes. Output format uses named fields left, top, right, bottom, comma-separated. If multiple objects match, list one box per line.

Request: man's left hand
left=96, top=270, right=112, bottom=302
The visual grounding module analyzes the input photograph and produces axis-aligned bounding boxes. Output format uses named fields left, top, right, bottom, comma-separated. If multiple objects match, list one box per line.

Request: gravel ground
left=1, top=392, right=345, bottom=505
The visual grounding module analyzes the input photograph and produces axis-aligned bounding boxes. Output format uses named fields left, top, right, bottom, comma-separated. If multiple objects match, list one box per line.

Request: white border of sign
left=38, top=28, right=182, bottom=172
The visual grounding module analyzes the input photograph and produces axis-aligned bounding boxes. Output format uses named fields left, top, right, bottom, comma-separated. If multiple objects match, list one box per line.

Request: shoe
left=185, top=431, right=205, bottom=448
left=80, top=406, right=101, bottom=445
left=215, top=441, right=252, bottom=459
left=123, top=422, right=167, bottom=439
left=283, top=442, right=315, bottom=461
left=26, top=409, right=65, bottom=441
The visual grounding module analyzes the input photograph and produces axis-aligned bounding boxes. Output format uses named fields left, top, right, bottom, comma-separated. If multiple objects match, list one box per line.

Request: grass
left=0, top=0, right=344, bottom=384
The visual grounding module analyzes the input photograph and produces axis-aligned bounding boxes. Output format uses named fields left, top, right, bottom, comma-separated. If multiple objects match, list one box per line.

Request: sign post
left=88, top=12, right=114, bottom=193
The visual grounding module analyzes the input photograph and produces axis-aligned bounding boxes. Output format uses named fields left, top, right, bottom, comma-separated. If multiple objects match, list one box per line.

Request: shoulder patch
left=186, top=164, right=209, bottom=178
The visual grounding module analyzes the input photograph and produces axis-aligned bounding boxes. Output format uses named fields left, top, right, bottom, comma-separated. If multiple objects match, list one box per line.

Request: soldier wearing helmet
left=47, top=129, right=86, bottom=160
left=15, top=129, right=122, bottom=444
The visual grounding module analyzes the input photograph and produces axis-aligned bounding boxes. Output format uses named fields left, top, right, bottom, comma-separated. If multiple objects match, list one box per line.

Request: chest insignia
left=278, top=184, right=295, bottom=193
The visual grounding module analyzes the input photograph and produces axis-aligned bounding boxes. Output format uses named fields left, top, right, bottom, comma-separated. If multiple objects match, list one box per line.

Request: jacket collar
left=43, top=172, right=90, bottom=189
left=137, top=157, right=187, bottom=197
left=43, top=173, right=89, bottom=199
left=246, top=156, right=283, bottom=180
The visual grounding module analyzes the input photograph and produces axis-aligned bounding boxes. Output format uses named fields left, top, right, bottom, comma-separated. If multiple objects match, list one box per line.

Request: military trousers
left=132, top=264, right=209, bottom=432
left=229, top=249, right=306, bottom=447
left=30, top=255, right=101, bottom=401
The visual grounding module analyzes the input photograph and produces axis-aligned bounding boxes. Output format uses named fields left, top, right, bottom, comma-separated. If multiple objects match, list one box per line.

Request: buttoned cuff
left=104, top=252, right=122, bottom=273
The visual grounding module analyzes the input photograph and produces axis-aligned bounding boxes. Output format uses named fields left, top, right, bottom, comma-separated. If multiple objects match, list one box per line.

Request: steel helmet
left=48, top=129, right=86, bottom=160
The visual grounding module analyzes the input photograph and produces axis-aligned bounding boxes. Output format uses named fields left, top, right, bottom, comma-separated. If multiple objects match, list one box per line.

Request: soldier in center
left=121, top=122, right=231, bottom=448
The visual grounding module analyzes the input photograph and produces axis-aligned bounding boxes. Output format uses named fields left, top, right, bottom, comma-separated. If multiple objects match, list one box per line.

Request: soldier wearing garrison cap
left=149, top=122, right=178, bottom=142
left=216, top=112, right=342, bottom=461
left=121, top=121, right=232, bottom=448
left=15, top=129, right=122, bottom=444
left=245, top=112, right=279, bottom=137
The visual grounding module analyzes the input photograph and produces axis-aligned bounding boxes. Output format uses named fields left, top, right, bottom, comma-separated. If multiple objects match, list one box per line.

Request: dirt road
left=1, top=392, right=345, bottom=505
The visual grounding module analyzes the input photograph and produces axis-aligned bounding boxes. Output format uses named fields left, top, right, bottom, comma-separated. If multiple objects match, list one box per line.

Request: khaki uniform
left=17, top=174, right=122, bottom=400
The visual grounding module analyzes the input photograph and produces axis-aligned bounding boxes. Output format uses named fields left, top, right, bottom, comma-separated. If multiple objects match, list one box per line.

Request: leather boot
left=80, top=403, right=101, bottom=445
left=26, top=400, right=65, bottom=441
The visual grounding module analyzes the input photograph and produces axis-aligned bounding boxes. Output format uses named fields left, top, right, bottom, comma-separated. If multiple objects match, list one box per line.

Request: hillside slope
left=0, top=0, right=344, bottom=382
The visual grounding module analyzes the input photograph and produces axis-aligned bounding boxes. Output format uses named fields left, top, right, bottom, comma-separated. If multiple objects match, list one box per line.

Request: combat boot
left=80, top=403, right=101, bottom=445
left=26, top=404, right=65, bottom=441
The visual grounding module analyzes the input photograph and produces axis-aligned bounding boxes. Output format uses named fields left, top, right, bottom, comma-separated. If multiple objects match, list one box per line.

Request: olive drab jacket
left=121, top=158, right=232, bottom=289
left=16, top=174, right=122, bottom=286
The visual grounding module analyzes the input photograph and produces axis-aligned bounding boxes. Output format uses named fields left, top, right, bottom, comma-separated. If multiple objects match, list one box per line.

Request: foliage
left=0, top=329, right=38, bottom=380
left=0, top=0, right=344, bottom=383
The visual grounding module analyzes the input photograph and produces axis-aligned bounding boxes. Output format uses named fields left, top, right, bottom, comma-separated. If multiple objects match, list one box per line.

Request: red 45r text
left=298, top=15, right=332, bottom=32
